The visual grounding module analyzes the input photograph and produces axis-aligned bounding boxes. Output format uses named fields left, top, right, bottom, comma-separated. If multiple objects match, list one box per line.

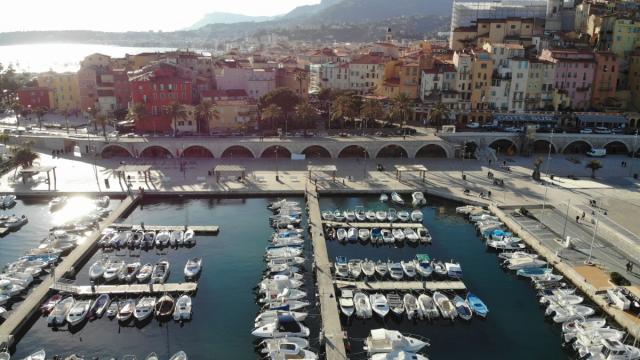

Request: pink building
left=215, top=59, right=276, bottom=100
left=540, top=49, right=596, bottom=110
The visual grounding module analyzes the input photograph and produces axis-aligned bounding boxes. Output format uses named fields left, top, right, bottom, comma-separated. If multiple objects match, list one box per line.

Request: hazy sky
left=0, top=0, right=321, bottom=32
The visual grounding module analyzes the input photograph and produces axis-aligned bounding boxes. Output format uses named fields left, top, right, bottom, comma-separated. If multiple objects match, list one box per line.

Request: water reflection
left=49, top=196, right=99, bottom=227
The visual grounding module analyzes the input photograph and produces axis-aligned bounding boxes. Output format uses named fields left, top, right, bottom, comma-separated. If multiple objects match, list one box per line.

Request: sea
left=0, top=195, right=574, bottom=359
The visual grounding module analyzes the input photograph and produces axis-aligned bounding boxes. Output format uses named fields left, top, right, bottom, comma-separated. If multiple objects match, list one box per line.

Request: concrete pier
left=306, top=183, right=348, bottom=360
left=334, top=280, right=467, bottom=291
left=0, top=195, right=141, bottom=348
left=323, top=221, right=424, bottom=229
left=112, top=224, right=219, bottom=234
left=50, top=282, right=198, bottom=296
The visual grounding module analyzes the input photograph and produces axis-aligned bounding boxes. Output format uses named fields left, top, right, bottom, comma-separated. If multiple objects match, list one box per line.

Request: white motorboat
left=334, top=257, right=349, bottom=278
left=259, top=337, right=310, bottom=354
left=88, top=293, right=110, bottom=319
left=344, top=210, right=356, bottom=222
left=339, top=289, right=355, bottom=317
left=95, top=195, right=110, bottom=208
left=89, top=258, right=107, bottom=280
left=262, top=340, right=317, bottom=359
left=540, top=293, right=584, bottom=306
left=497, top=251, right=538, bottom=260
left=606, top=287, right=631, bottom=311
left=390, top=192, right=404, bottom=205
left=106, top=301, right=119, bottom=318
left=414, top=256, right=433, bottom=278
left=333, top=210, right=345, bottom=222
left=445, top=261, right=463, bottom=278
left=261, top=285, right=307, bottom=303
left=347, top=227, right=358, bottom=242
left=392, top=228, right=405, bottom=241
left=385, top=293, right=404, bottom=316
left=433, top=291, right=457, bottom=320
left=369, top=293, right=390, bottom=318
left=400, top=261, right=416, bottom=278
left=66, top=299, right=92, bottom=326
left=260, top=275, right=303, bottom=293
left=268, top=257, right=305, bottom=269
left=119, top=262, right=141, bottom=283
left=417, top=294, right=439, bottom=320
left=365, top=210, right=377, bottom=222
left=348, top=259, right=363, bottom=278
left=131, top=230, right=144, bottom=247
left=255, top=310, right=307, bottom=328
left=453, top=295, right=472, bottom=321
left=381, top=229, right=395, bottom=243
left=417, top=228, right=431, bottom=243
left=116, top=299, right=136, bottom=322
left=579, top=339, right=640, bottom=360
left=169, top=351, right=188, bottom=360
left=364, top=328, right=429, bottom=354
left=354, top=292, right=372, bottom=319
left=565, top=326, right=626, bottom=344
left=361, top=259, right=376, bottom=277
left=1, top=194, right=16, bottom=208
left=151, top=260, right=170, bottom=284
left=376, top=210, right=387, bottom=222
left=0, top=350, right=8, bottom=360
left=359, top=228, right=371, bottom=242
left=397, top=211, right=410, bottom=222
left=379, top=194, right=388, bottom=202
left=134, top=297, right=156, bottom=321
left=410, top=210, right=423, bottom=223
left=375, top=261, right=388, bottom=277
left=547, top=304, right=595, bottom=323
left=487, top=238, right=526, bottom=251
left=266, top=247, right=303, bottom=259
left=336, top=228, right=347, bottom=242
left=403, top=293, right=419, bottom=320
left=2, top=215, right=28, bottom=230
left=268, top=199, right=299, bottom=211
left=184, top=258, right=203, bottom=279
left=136, top=263, right=153, bottom=283
left=388, top=262, right=404, bottom=280
left=264, top=299, right=309, bottom=311
left=432, top=261, right=446, bottom=277
left=47, top=296, right=74, bottom=326
left=49, top=196, right=68, bottom=211
left=251, top=313, right=310, bottom=338
left=103, top=260, right=125, bottom=282
left=321, top=211, right=334, bottom=221
left=142, top=231, right=156, bottom=247
left=20, top=350, right=45, bottom=360
left=562, top=318, right=607, bottom=336
left=505, top=258, right=547, bottom=270
left=173, top=294, right=192, bottom=321
left=403, top=229, right=419, bottom=243
left=183, top=229, right=195, bottom=245
left=371, top=351, right=429, bottom=360
left=456, top=205, right=477, bottom=214
left=170, top=230, right=184, bottom=246
left=387, top=208, right=398, bottom=222
left=155, top=231, right=171, bottom=247
left=411, top=192, right=426, bottom=207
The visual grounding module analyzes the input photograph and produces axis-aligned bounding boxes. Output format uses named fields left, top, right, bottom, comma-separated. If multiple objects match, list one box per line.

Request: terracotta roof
left=350, top=55, right=386, bottom=65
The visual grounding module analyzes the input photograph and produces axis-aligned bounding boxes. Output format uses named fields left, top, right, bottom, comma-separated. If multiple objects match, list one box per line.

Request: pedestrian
left=622, top=161, right=625, bottom=167
left=626, top=261, right=631, bottom=272
left=630, top=262, right=634, bottom=272
left=576, top=215, right=580, bottom=223
left=582, top=212, right=585, bottom=219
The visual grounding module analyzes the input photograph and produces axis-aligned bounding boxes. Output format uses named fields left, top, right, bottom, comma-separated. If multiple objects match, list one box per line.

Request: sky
left=0, top=0, right=321, bottom=33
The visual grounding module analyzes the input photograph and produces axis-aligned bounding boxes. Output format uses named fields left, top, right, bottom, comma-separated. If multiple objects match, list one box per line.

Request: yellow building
left=450, top=18, right=537, bottom=51
left=377, top=59, right=420, bottom=99
left=37, top=71, right=80, bottom=112
left=611, top=19, right=640, bottom=59
left=629, top=49, right=640, bottom=111
left=470, top=50, right=492, bottom=112
left=210, top=100, right=258, bottom=130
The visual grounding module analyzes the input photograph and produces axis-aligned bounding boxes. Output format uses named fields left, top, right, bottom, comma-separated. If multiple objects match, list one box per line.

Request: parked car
left=594, top=127, right=612, bottom=134
left=504, top=127, right=523, bottom=133
left=466, top=122, right=480, bottom=129
left=579, top=128, right=593, bottom=134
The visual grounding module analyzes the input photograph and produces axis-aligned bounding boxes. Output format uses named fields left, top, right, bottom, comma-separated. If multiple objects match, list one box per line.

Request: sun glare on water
left=50, top=196, right=99, bottom=227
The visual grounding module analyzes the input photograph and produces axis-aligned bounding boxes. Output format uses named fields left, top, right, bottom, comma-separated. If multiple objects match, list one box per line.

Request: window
left=612, top=65, right=616, bottom=72
left=583, top=73, right=586, bottom=81
left=480, top=64, right=487, bottom=69
left=511, top=25, right=516, bottom=29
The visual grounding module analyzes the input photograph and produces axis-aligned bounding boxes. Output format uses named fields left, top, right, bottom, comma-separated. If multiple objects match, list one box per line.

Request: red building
left=17, top=87, right=51, bottom=109
left=129, top=63, right=193, bottom=133
left=113, top=69, right=131, bottom=111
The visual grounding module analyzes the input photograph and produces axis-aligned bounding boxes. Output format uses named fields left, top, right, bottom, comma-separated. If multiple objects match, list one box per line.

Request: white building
left=450, top=0, right=548, bottom=34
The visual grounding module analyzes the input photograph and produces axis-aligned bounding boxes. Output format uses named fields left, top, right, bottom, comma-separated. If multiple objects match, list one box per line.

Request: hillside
left=187, top=12, right=274, bottom=30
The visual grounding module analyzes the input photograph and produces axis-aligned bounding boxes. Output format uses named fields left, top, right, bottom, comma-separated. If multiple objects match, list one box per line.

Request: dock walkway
left=0, top=195, right=140, bottom=347
left=307, top=183, right=347, bottom=360
left=334, top=280, right=467, bottom=291
left=323, top=221, right=423, bottom=229
left=112, top=224, right=219, bottom=234
left=51, top=282, right=198, bottom=296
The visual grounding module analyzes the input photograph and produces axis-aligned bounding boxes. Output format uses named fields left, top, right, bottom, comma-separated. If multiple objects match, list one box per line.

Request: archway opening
left=377, top=145, right=408, bottom=158
left=101, top=145, right=132, bottom=158
left=140, top=146, right=173, bottom=158
left=604, top=141, right=628, bottom=155
left=416, top=144, right=447, bottom=158
left=302, top=145, right=331, bottom=158
left=221, top=145, right=254, bottom=158
left=563, top=141, right=592, bottom=154
left=489, top=139, right=518, bottom=155
left=182, top=146, right=214, bottom=158
left=261, top=146, right=292, bottom=158
left=338, top=145, right=369, bottom=158
left=532, top=140, right=556, bottom=154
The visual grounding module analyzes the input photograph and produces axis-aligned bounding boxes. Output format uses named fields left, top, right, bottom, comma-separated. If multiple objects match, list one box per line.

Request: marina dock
left=112, top=224, right=219, bottom=234
left=50, top=282, right=198, bottom=296
left=0, top=195, right=141, bottom=348
left=334, top=280, right=467, bottom=291
left=323, top=221, right=423, bottom=229
left=306, top=183, right=348, bottom=360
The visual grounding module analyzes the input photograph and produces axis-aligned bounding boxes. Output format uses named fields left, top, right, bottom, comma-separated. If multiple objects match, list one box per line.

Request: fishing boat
left=381, top=229, right=395, bottom=243
left=411, top=192, right=426, bottom=207
left=386, top=293, right=404, bottom=317
left=397, top=211, right=410, bottom=222
left=47, top=296, right=74, bottom=326
left=379, top=194, right=388, bottom=202
left=255, top=310, right=308, bottom=328
left=116, top=299, right=136, bottom=322
left=334, top=256, right=349, bottom=278
left=410, top=210, right=423, bottom=222
left=119, top=262, right=141, bottom=283
left=89, top=293, right=110, bottom=319
left=375, top=261, right=388, bottom=277
left=417, top=294, right=439, bottom=320
left=106, top=300, right=119, bottom=318
left=403, top=228, right=419, bottom=243
left=466, top=293, right=489, bottom=318
left=184, top=258, right=202, bottom=279
left=403, top=294, right=419, bottom=320
left=369, top=293, right=390, bottom=318
left=134, top=297, right=156, bottom=321
left=390, top=192, right=404, bottom=205
left=348, top=259, right=363, bottom=278
left=392, top=228, right=405, bottom=242
left=169, top=351, right=188, bottom=360
left=40, top=294, right=63, bottom=314
left=414, top=254, right=433, bottom=277
left=136, top=263, right=153, bottom=283
left=433, top=291, right=456, bottom=320
left=151, top=260, right=170, bottom=284
left=103, top=260, right=125, bottom=282
left=371, top=351, right=429, bottom=360
left=259, top=337, right=311, bottom=355
left=417, top=228, right=431, bottom=243
left=173, top=294, right=192, bottom=321
left=353, top=292, right=372, bottom=319
left=453, top=295, right=472, bottom=321
left=363, top=328, right=429, bottom=355
left=66, top=299, right=92, bottom=327
left=49, top=196, right=67, bottom=211
left=547, top=304, right=595, bottom=323
left=20, top=350, right=45, bottom=360
left=375, top=210, right=387, bottom=222
left=344, top=210, right=356, bottom=222
left=388, top=262, right=404, bottom=280
left=155, top=294, right=175, bottom=318
left=170, top=230, right=184, bottom=246
left=578, top=339, right=640, bottom=360
left=562, top=318, right=607, bottom=336
left=516, top=267, right=552, bottom=278
left=88, top=258, right=107, bottom=281
left=251, top=313, right=310, bottom=338
left=365, top=210, right=377, bottom=222
left=358, top=228, right=371, bottom=242
left=2, top=215, right=27, bottom=230
left=387, top=208, right=398, bottom=222
left=336, top=228, right=347, bottom=242
left=445, top=261, right=463, bottom=279
left=606, top=287, right=631, bottom=311
left=497, top=251, right=538, bottom=260
left=347, top=227, right=358, bottom=242
left=339, top=289, right=355, bottom=317
left=263, top=341, right=317, bottom=359
left=361, top=259, right=376, bottom=277
left=145, top=353, right=159, bottom=360
left=155, top=231, right=171, bottom=247
left=400, top=261, right=416, bottom=278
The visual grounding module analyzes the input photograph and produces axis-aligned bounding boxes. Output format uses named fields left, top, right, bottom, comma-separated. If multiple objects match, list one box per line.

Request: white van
left=586, top=148, right=606, bottom=157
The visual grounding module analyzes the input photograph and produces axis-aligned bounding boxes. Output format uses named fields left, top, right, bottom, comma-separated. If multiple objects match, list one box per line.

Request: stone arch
left=463, top=141, right=478, bottom=159
left=221, top=145, right=255, bottom=158
left=261, top=146, right=292, bottom=158
left=604, top=141, right=629, bottom=155
left=181, top=145, right=214, bottom=158
left=563, top=140, right=592, bottom=154
left=101, top=145, right=133, bottom=158
left=302, top=145, right=331, bottom=158
left=140, top=145, right=173, bottom=158
left=532, top=140, right=556, bottom=154
left=415, top=144, right=448, bottom=158
left=489, top=139, right=518, bottom=155
left=337, top=145, right=369, bottom=158
left=376, top=144, right=409, bottom=158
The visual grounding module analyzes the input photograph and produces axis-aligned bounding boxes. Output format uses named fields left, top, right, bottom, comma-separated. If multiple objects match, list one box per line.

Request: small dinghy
left=361, top=259, right=376, bottom=277
left=66, top=300, right=92, bottom=327
left=117, top=299, right=135, bottom=322
left=403, top=293, right=419, bottom=320
left=183, top=229, right=195, bottom=245
left=410, top=210, right=423, bottom=222
left=106, top=300, right=118, bottom=318
left=169, top=351, right=187, bottom=360
left=134, top=297, right=157, bottom=321
left=390, top=192, right=404, bottom=205
left=347, top=227, right=358, bottom=242
left=414, top=254, right=433, bottom=277
left=358, top=228, right=371, bottom=242
left=417, top=294, right=439, bottom=320
left=392, top=228, right=405, bottom=242
left=151, top=260, right=170, bottom=284
left=119, top=262, right=141, bottom=283
left=21, top=350, right=45, bottom=360
left=369, top=293, right=389, bottom=318
left=334, top=256, right=349, bottom=278
left=344, top=210, right=356, bottom=222
left=404, top=229, right=419, bottom=243
left=40, top=294, right=63, bottom=314
left=365, top=210, right=376, bottom=222
left=375, top=261, right=388, bottom=277
left=348, top=259, right=362, bottom=278
left=432, top=261, right=447, bottom=277
left=411, top=192, right=426, bottom=207
left=386, top=293, right=404, bottom=317
left=379, top=194, right=388, bottom=202
left=336, top=228, right=347, bottom=242
left=453, top=295, right=472, bottom=321
left=89, top=258, right=107, bottom=281
left=387, top=208, right=398, bottom=222
left=173, top=294, right=192, bottom=321
left=375, top=210, right=387, bottom=222
left=388, top=262, right=404, bottom=280
left=89, top=293, right=110, bottom=319
left=353, top=292, right=372, bottom=319
left=155, top=294, right=175, bottom=318
left=48, top=296, right=74, bottom=326
left=397, top=211, right=410, bottom=222
left=433, top=291, right=456, bottom=320
left=136, top=263, right=153, bottom=283
left=184, top=258, right=202, bottom=279
left=466, top=292, right=488, bottom=318
left=170, top=230, right=184, bottom=246
left=339, top=289, right=355, bottom=317
left=400, top=261, right=416, bottom=278
left=417, top=227, right=431, bottom=243
left=381, top=229, right=394, bottom=243
left=155, top=231, right=171, bottom=247
left=321, top=211, right=334, bottom=221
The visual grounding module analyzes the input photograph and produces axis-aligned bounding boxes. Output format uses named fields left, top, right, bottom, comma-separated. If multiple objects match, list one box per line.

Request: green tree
left=35, top=107, right=47, bottom=130
left=331, top=94, right=360, bottom=129
left=360, top=99, right=384, bottom=129
left=586, top=160, right=603, bottom=179
left=261, top=104, right=283, bottom=130
left=127, top=102, right=147, bottom=129
left=167, top=101, right=188, bottom=137
left=195, top=100, right=219, bottom=134
left=294, top=71, right=307, bottom=98
left=92, top=114, right=110, bottom=140
left=11, top=141, right=39, bottom=179
left=295, top=100, right=315, bottom=130
left=258, top=88, right=300, bottom=121
left=390, top=93, right=412, bottom=131
left=427, top=102, right=450, bottom=127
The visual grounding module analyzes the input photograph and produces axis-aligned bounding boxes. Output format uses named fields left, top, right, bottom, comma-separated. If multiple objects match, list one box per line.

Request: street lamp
left=363, top=148, right=367, bottom=179
left=586, top=211, right=599, bottom=265
left=546, top=129, right=554, bottom=178
left=630, top=130, right=638, bottom=177
left=275, top=146, right=279, bottom=182
left=561, top=198, right=571, bottom=242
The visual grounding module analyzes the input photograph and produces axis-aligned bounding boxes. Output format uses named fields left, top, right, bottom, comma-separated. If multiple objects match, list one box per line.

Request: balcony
left=576, top=84, right=591, bottom=92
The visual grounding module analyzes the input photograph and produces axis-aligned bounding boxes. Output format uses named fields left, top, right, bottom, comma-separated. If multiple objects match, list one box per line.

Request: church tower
left=385, top=27, right=393, bottom=43
left=545, top=0, right=563, bottom=32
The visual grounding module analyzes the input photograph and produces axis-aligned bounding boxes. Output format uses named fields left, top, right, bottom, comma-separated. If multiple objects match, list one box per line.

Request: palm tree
left=92, top=114, right=110, bottom=140
left=331, top=95, right=357, bottom=129
left=295, top=71, right=307, bottom=98
left=390, top=93, right=412, bottom=133
left=10, top=102, right=22, bottom=129
left=167, top=101, right=187, bottom=137
left=11, top=141, right=38, bottom=180
left=86, top=106, right=100, bottom=132
left=360, top=99, right=384, bottom=130
left=261, top=104, right=283, bottom=130
left=35, top=107, right=47, bottom=130
left=127, top=102, right=147, bottom=127
left=295, top=100, right=315, bottom=130
left=195, top=100, right=219, bottom=135
left=427, top=102, right=450, bottom=127
left=586, top=160, right=603, bottom=179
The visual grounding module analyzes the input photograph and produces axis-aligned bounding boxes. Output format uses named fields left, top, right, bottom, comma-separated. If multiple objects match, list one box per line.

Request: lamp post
left=546, top=129, right=554, bottom=178
left=541, top=184, right=549, bottom=220
left=275, top=145, right=279, bottom=182
left=586, top=211, right=599, bottom=265
left=630, top=130, right=638, bottom=177
left=561, top=198, right=571, bottom=241
left=363, top=147, right=367, bottom=179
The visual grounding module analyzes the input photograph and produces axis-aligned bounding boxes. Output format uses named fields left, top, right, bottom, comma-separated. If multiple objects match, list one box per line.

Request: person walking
left=576, top=215, right=580, bottom=223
